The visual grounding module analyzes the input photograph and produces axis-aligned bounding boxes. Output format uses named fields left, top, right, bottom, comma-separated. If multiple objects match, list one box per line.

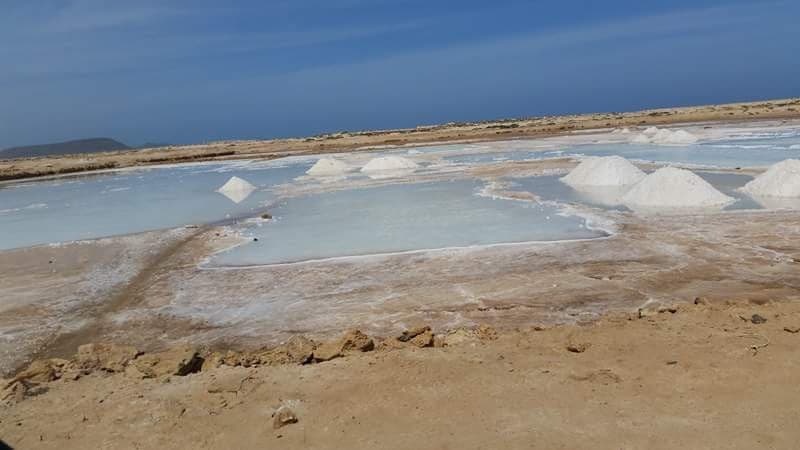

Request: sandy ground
left=2, top=299, right=800, bottom=449
left=1, top=98, right=799, bottom=182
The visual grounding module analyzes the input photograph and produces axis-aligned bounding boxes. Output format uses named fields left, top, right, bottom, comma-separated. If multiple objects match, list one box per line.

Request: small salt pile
left=630, top=127, right=698, bottom=145
left=217, top=176, right=256, bottom=204
left=621, top=167, right=734, bottom=211
left=742, top=159, right=800, bottom=198
left=360, top=156, right=419, bottom=172
left=306, top=158, right=349, bottom=176
left=561, top=156, right=645, bottom=187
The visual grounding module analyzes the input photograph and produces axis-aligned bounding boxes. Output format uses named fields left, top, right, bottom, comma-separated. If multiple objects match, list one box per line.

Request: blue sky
left=0, top=0, right=798, bottom=148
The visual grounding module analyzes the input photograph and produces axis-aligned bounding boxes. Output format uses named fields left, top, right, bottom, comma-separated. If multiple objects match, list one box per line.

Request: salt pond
left=1, top=124, right=798, bottom=252
left=0, top=160, right=309, bottom=250
left=209, top=180, right=607, bottom=266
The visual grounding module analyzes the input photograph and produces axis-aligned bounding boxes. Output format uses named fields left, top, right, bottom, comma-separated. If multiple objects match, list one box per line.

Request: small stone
left=398, top=326, right=431, bottom=342
left=272, top=406, right=298, bottom=429
left=133, top=346, right=203, bottom=378
left=784, top=326, right=800, bottom=333
left=694, top=296, right=709, bottom=305
left=313, top=330, right=373, bottom=362
left=260, top=213, right=272, bottom=220
left=285, top=335, right=316, bottom=364
left=409, top=330, right=434, bottom=348
left=750, top=314, right=768, bottom=325
left=566, top=342, right=590, bottom=353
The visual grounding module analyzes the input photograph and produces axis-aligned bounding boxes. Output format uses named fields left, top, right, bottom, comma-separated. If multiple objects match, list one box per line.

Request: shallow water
left=439, top=128, right=800, bottom=168
left=210, top=180, right=607, bottom=266
left=0, top=161, right=309, bottom=250
left=511, top=172, right=759, bottom=211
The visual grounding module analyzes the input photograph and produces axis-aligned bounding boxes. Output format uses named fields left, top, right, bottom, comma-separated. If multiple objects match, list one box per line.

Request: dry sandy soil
left=2, top=97, right=799, bottom=182
left=2, top=299, right=800, bottom=449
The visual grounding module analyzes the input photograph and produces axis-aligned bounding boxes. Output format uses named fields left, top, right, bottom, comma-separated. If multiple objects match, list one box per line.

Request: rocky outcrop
left=132, top=346, right=203, bottom=378
left=77, top=343, right=139, bottom=373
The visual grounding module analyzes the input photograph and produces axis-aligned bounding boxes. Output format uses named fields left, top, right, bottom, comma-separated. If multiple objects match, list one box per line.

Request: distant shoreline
left=1, top=97, right=799, bottom=182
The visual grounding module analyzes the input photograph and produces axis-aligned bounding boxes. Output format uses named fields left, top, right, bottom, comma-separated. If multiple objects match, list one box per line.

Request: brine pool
left=1, top=126, right=798, bottom=256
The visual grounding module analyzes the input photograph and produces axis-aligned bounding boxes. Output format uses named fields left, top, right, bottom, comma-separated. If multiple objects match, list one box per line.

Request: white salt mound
left=360, top=156, right=419, bottom=173
left=630, top=127, right=698, bottom=145
left=561, top=156, right=645, bottom=187
left=306, top=158, right=349, bottom=176
left=217, top=176, right=256, bottom=204
left=621, top=167, right=734, bottom=209
left=742, top=159, right=800, bottom=198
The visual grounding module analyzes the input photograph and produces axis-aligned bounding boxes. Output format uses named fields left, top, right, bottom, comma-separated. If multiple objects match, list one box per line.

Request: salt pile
left=216, top=176, right=256, bottom=204
left=306, top=158, right=349, bottom=176
left=561, top=156, right=645, bottom=187
left=742, top=159, right=800, bottom=198
left=621, top=167, right=734, bottom=210
left=360, top=156, right=419, bottom=173
left=630, top=127, right=699, bottom=145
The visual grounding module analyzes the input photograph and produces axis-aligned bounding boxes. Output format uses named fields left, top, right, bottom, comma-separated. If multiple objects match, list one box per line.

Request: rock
left=409, top=330, right=434, bottom=348
left=566, top=333, right=591, bottom=353
left=657, top=306, right=678, bottom=314
left=784, top=326, right=800, bottom=333
left=4, top=359, right=66, bottom=388
left=694, top=296, right=709, bottom=305
left=398, top=326, right=431, bottom=342
left=340, top=329, right=374, bottom=353
left=201, top=352, right=226, bottom=371
left=272, top=405, right=298, bottom=429
left=750, top=314, right=768, bottom=324
left=133, top=346, right=203, bottom=378
left=313, top=330, right=373, bottom=362
left=443, top=329, right=477, bottom=347
left=284, top=335, right=316, bottom=364
left=475, top=325, right=499, bottom=341
left=312, top=342, right=344, bottom=362
left=77, top=343, right=139, bottom=373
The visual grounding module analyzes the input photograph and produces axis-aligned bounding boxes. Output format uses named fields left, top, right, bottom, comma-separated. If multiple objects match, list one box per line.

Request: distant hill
left=0, top=138, right=131, bottom=159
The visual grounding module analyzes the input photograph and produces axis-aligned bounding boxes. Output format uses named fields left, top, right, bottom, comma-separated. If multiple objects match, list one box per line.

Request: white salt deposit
left=561, top=156, right=645, bottom=187
left=360, top=156, right=419, bottom=173
left=630, top=127, right=699, bottom=145
left=306, top=158, right=349, bottom=176
left=621, top=167, right=734, bottom=210
left=217, top=176, right=256, bottom=204
left=742, top=159, right=800, bottom=198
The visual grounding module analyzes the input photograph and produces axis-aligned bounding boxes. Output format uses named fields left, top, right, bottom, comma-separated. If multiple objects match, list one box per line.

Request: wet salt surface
left=0, top=161, right=310, bottom=250
left=209, top=180, right=608, bottom=267
left=439, top=127, right=800, bottom=168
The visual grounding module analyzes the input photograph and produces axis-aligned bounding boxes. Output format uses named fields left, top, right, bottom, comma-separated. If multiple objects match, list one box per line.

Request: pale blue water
left=0, top=161, right=310, bottom=250
left=511, top=172, right=759, bottom=211
left=442, top=128, right=800, bottom=168
left=210, top=180, right=607, bottom=266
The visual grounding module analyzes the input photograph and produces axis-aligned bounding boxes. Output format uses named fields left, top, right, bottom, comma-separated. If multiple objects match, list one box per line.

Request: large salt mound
left=561, top=156, right=645, bottom=187
left=360, top=156, right=419, bottom=173
left=630, top=127, right=699, bottom=145
left=306, top=158, right=349, bottom=176
left=621, top=167, right=734, bottom=209
left=742, top=159, right=800, bottom=198
left=217, top=176, right=256, bottom=204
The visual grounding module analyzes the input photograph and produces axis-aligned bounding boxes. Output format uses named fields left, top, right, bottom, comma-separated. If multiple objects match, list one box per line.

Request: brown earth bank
left=2, top=97, right=800, bottom=182
left=2, top=298, right=800, bottom=449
